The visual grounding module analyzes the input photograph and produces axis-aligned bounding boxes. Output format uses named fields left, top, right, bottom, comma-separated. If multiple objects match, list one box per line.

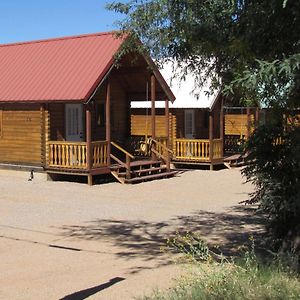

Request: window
left=184, top=110, right=195, bottom=138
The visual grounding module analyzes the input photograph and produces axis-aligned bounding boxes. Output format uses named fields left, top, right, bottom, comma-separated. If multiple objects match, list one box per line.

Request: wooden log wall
left=225, top=114, right=254, bottom=136
left=131, top=114, right=176, bottom=145
left=0, top=104, right=45, bottom=166
left=131, top=108, right=213, bottom=139
left=131, top=114, right=174, bottom=137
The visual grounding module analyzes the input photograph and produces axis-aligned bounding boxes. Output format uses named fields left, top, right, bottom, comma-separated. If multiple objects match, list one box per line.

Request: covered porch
left=131, top=96, right=225, bottom=169
left=173, top=138, right=223, bottom=166
left=45, top=56, right=175, bottom=184
left=172, top=102, right=224, bottom=168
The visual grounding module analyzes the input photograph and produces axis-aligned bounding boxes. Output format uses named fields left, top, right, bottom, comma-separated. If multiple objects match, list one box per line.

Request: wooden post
left=255, top=107, right=260, bottom=127
left=106, top=80, right=111, bottom=165
left=151, top=75, right=156, bottom=160
left=220, top=98, right=224, bottom=159
left=246, top=107, right=251, bottom=139
left=209, top=110, right=214, bottom=170
left=40, top=104, right=46, bottom=168
left=86, top=105, right=92, bottom=185
left=165, top=98, right=170, bottom=171
left=126, top=154, right=131, bottom=180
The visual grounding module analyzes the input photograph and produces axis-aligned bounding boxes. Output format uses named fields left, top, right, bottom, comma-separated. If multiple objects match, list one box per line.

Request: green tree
left=108, top=1, right=300, bottom=97
left=107, top=0, right=300, bottom=253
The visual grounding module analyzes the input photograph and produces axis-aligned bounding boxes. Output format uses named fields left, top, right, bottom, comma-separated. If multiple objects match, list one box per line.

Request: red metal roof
left=0, top=32, right=125, bottom=102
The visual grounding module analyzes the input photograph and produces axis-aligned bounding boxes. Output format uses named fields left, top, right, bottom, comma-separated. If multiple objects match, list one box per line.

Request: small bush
left=144, top=236, right=300, bottom=300
left=242, top=123, right=300, bottom=254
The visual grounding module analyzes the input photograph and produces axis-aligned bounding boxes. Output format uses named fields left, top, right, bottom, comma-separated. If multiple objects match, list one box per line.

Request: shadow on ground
left=60, top=277, right=125, bottom=300
left=59, top=205, right=266, bottom=262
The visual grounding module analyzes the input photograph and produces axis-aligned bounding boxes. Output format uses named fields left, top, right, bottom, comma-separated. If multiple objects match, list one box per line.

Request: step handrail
left=110, top=141, right=134, bottom=179
left=149, top=138, right=172, bottom=171
left=111, top=141, right=134, bottom=159
left=148, top=138, right=173, bottom=154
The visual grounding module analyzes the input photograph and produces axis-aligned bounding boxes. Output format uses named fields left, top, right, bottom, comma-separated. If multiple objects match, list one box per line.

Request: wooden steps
left=125, top=170, right=177, bottom=184
left=223, top=153, right=247, bottom=167
left=117, top=166, right=167, bottom=177
left=110, top=159, right=177, bottom=184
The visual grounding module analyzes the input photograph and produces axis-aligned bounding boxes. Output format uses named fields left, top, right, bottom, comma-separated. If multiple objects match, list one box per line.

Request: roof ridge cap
left=0, top=31, right=119, bottom=48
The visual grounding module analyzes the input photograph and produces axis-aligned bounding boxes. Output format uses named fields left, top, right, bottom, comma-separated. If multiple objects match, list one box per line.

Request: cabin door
left=184, top=109, right=195, bottom=138
left=65, top=104, right=84, bottom=141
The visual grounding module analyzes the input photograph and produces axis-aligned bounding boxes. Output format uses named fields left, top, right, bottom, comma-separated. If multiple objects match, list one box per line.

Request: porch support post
left=220, top=98, right=224, bottom=159
left=151, top=74, right=156, bottom=160
left=209, top=110, right=214, bottom=170
left=246, top=107, right=251, bottom=139
left=255, top=107, right=260, bottom=127
left=106, top=80, right=111, bottom=165
left=165, top=97, right=170, bottom=171
left=86, top=105, right=92, bottom=185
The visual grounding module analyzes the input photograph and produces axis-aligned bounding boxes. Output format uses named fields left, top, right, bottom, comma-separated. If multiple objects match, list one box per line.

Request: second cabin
left=131, top=63, right=224, bottom=170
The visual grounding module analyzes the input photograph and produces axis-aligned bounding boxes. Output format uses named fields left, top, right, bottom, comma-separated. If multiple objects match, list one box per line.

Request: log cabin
left=224, top=106, right=300, bottom=153
left=0, top=32, right=176, bottom=184
left=131, top=63, right=224, bottom=170
left=223, top=106, right=259, bottom=154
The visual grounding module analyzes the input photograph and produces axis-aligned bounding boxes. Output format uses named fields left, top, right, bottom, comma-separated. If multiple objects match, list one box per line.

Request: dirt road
left=0, top=168, right=263, bottom=299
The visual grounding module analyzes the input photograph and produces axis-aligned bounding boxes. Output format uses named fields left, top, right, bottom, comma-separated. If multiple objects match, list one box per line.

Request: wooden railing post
left=151, top=74, right=156, bottom=160
left=126, top=154, right=131, bottom=180
left=110, top=141, right=134, bottom=180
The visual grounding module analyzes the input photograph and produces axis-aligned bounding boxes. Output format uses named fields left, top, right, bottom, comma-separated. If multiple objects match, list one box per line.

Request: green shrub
left=242, top=123, right=300, bottom=254
left=144, top=236, right=300, bottom=300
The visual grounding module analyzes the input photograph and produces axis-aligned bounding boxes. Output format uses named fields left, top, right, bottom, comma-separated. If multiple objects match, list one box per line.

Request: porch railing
left=92, top=141, right=108, bottom=167
left=174, top=138, right=223, bottom=162
left=48, top=140, right=108, bottom=169
left=174, top=139, right=210, bottom=161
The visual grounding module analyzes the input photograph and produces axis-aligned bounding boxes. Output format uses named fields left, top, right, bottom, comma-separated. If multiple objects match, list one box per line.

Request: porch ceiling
left=111, top=55, right=170, bottom=101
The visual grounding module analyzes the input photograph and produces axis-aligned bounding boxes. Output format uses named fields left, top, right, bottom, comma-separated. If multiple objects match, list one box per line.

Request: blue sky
left=0, top=0, right=125, bottom=44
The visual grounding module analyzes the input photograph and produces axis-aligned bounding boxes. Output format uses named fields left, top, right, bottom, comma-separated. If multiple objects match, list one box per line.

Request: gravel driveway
left=0, top=168, right=263, bottom=299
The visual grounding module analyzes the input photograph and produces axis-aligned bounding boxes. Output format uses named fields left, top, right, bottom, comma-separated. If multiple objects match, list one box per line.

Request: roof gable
left=160, top=62, right=220, bottom=109
left=0, top=32, right=124, bottom=102
left=131, top=61, right=220, bottom=109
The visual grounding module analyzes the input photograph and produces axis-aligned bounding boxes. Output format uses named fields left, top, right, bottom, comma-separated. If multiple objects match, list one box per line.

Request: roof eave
left=143, top=55, right=176, bottom=102
left=209, top=91, right=222, bottom=111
